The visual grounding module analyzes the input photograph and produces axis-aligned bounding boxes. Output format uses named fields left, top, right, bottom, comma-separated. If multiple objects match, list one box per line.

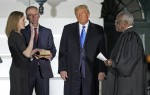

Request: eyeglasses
left=115, top=20, right=120, bottom=24
left=115, top=20, right=125, bottom=25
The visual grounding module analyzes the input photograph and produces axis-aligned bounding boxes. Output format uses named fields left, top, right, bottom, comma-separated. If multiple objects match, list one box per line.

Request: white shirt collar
left=123, top=25, right=133, bottom=32
left=79, top=21, right=89, bottom=35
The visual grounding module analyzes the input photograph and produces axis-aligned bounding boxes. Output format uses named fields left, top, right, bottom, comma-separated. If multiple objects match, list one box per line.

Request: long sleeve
left=58, top=26, right=68, bottom=73
left=110, top=31, right=144, bottom=77
left=47, top=29, right=57, bottom=60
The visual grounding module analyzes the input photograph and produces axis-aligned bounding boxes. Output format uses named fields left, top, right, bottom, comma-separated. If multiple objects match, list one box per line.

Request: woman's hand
left=30, top=24, right=35, bottom=39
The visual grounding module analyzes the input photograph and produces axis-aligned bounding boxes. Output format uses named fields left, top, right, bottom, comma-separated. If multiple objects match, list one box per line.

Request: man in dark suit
left=22, top=6, right=56, bottom=95
left=58, top=4, right=107, bottom=95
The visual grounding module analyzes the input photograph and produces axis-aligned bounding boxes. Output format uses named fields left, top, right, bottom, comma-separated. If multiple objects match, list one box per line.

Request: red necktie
left=34, top=28, right=38, bottom=41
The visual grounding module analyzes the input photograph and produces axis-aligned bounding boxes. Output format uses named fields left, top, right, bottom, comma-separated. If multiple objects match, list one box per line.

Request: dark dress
left=104, top=27, right=146, bottom=95
left=8, top=31, right=30, bottom=95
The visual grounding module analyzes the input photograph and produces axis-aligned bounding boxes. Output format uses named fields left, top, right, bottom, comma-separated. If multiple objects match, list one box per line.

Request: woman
left=5, top=11, right=36, bottom=95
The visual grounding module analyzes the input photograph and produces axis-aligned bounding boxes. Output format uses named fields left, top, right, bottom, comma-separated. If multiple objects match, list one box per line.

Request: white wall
left=0, top=0, right=103, bottom=18
left=0, top=0, right=104, bottom=95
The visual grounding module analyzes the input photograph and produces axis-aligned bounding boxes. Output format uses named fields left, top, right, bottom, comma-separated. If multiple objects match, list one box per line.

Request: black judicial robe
left=104, top=27, right=146, bottom=95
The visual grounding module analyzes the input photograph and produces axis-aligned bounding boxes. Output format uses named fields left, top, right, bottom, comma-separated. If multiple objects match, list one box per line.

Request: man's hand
left=31, top=49, right=39, bottom=57
left=60, top=71, right=68, bottom=81
left=104, top=59, right=112, bottom=67
left=98, top=72, right=106, bottom=81
left=43, top=55, right=52, bottom=60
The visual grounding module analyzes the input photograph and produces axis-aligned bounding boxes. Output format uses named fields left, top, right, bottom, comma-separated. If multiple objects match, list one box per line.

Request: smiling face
left=75, top=5, right=90, bottom=25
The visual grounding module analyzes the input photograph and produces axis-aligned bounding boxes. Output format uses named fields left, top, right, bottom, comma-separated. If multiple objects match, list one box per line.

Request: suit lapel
left=36, top=25, right=44, bottom=48
left=25, top=25, right=36, bottom=48
left=36, top=25, right=41, bottom=47
left=84, top=22, right=94, bottom=48
left=73, top=22, right=80, bottom=47
left=74, top=22, right=95, bottom=48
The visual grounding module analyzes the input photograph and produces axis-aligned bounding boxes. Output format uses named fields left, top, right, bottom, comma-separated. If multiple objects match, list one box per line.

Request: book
left=36, top=50, right=51, bottom=56
left=34, top=50, right=52, bottom=59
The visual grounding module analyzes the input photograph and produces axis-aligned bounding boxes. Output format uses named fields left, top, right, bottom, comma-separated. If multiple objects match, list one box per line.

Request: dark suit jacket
left=58, top=21, right=107, bottom=95
left=22, top=24, right=56, bottom=78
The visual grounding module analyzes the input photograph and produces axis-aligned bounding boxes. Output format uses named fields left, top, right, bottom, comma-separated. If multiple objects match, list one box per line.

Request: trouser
left=64, top=72, right=88, bottom=95
left=29, top=64, right=49, bottom=95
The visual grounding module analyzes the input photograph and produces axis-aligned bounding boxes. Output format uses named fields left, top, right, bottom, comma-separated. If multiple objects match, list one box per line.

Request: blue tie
left=79, top=26, right=86, bottom=78
left=80, top=26, right=86, bottom=48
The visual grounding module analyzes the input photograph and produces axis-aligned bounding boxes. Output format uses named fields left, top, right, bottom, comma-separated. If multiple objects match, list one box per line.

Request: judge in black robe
left=104, top=12, right=146, bottom=95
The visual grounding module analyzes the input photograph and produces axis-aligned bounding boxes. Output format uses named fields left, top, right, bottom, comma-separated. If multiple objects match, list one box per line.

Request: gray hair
left=118, top=11, right=134, bottom=26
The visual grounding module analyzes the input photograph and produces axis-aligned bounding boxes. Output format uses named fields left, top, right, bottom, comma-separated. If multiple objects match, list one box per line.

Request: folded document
left=96, top=52, right=107, bottom=61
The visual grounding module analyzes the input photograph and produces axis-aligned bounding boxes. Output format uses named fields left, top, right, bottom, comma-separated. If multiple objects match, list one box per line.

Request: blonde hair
left=5, top=11, right=24, bottom=37
left=74, top=4, right=90, bottom=15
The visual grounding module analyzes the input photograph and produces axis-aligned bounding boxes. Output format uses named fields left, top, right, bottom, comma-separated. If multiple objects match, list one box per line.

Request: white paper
left=96, top=52, right=107, bottom=61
